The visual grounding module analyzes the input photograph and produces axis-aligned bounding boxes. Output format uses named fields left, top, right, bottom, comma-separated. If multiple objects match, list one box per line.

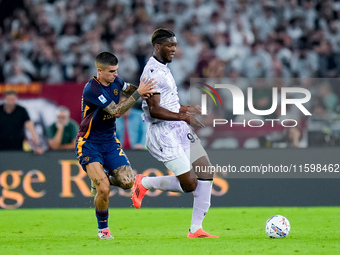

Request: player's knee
left=181, top=180, right=197, bottom=193
left=97, top=185, right=110, bottom=198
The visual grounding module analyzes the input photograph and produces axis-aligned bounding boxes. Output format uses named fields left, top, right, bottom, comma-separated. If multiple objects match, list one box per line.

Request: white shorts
left=146, top=121, right=207, bottom=176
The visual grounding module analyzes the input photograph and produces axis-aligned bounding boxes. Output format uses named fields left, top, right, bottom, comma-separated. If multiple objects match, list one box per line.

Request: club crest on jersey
left=114, top=89, right=119, bottom=96
left=98, top=95, right=107, bottom=104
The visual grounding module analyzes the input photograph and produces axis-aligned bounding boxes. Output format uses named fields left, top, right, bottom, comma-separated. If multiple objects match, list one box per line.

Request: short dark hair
left=151, top=28, right=175, bottom=46
left=4, top=90, right=18, bottom=97
left=95, top=52, right=118, bottom=66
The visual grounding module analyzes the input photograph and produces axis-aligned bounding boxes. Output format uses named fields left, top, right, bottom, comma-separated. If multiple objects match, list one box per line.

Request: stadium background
left=0, top=0, right=340, bottom=210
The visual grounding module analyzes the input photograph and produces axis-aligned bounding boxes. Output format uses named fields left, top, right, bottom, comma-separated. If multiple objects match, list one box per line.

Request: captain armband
left=122, top=82, right=129, bottom=91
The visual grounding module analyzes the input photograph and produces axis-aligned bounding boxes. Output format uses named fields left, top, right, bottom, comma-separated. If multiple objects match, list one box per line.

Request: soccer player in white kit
left=132, top=28, right=218, bottom=238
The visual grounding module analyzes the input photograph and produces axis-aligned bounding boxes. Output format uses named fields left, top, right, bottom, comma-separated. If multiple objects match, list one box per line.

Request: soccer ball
left=265, top=215, right=290, bottom=238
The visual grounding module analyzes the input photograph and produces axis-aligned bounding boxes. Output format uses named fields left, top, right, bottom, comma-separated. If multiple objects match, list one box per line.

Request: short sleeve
left=22, top=107, right=30, bottom=123
left=115, top=76, right=125, bottom=90
left=141, top=69, right=165, bottom=95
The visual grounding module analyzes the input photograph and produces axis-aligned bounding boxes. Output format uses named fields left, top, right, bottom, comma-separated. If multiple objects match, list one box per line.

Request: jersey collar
left=93, top=76, right=106, bottom=86
left=151, top=56, right=167, bottom=67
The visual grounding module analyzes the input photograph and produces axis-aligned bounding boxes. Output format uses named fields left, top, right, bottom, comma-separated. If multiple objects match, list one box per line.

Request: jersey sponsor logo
left=98, top=95, right=107, bottom=104
left=114, top=89, right=119, bottom=96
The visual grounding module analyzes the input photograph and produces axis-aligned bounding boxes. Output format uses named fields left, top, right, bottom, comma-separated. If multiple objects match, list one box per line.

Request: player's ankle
left=190, top=224, right=202, bottom=233
left=141, top=176, right=150, bottom=189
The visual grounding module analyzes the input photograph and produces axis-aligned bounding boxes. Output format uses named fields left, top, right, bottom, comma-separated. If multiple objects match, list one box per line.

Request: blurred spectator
left=291, top=45, right=318, bottom=78
left=46, top=106, right=79, bottom=150
left=249, top=79, right=277, bottom=119
left=253, top=4, right=277, bottom=41
left=111, top=41, right=139, bottom=85
left=0, top=90, right=43, bottom=153
left=241, top=43, right=272, bottom=78
left=5, top=64, right=32, bottom=84
left=3, top=43, right=37, bottom=82
left=168, top=46, right=195, bottom=87
left=317, top=40, right=339, bottom=78
left=286, top=126, right=303, bottom=148
left=319, top=83, right=339, bottom=113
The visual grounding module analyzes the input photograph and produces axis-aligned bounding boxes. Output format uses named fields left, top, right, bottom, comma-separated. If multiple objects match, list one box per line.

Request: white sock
left=190, top=224, right=202, bottom=233
left=142, top=175, right=184, bottom=193
left=190, top=180, right=213, bottom=231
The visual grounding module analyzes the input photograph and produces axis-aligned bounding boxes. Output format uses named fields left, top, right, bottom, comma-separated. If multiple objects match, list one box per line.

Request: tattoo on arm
left=122, top=84, right=137, bottom=96
left=103, top=96, right=137, bottom=117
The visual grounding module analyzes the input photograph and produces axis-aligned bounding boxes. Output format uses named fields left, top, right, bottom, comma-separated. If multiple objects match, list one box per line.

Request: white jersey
left=141, top=56, right=180, bottom=123
left=140, top=56, right=206, bottom=163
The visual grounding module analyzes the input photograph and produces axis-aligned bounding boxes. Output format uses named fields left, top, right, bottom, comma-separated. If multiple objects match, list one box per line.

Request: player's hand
left=137, top=78, right=158, bottom=96
left=32, top=134, right=40, bottom=145
left=188, top=116, right=205, bottom=129
left=141, top=94, right=151, bottom=100
left=34, top=146, right=45, bottom=155
left=181, top=113, right=205, bottom=128
left=189, top=105, right=202, bottom=115
left=56, top=122, right=65, bottom=129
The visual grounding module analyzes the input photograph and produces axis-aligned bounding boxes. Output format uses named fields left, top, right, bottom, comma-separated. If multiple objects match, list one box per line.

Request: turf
left=0, top=207, right=339, bottom=255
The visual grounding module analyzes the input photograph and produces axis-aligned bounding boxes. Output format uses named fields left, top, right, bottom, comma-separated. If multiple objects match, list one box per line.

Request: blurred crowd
left=1, top=0, right=340, bottom=150
left=2, top=0, right=340, bottom=84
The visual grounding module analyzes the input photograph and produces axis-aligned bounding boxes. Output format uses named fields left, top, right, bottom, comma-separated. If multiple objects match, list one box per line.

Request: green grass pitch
left=1, top=207, right=339, bottom=255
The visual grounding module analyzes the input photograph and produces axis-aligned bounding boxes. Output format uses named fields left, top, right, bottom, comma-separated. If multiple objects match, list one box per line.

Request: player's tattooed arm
left=122, top=83, right=137, bottom=96
left=123, top=83, right=153, bottom=99
left=103, top=78, right=157, bottom=117
left=103, top=97, right=138, bottom=118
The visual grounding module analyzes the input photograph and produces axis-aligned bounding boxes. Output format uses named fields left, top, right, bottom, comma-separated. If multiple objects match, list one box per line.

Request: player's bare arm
left=179, top=105, right=190, bottom=114
left=147, top=94, right=205, bottom=128
left=179, top=105, right=202, bottom=115
left=122, top=83, right=137, bottom=96
left=123, top=83, right=151, bottom=100
left=104, top=78, right=157, bottom=117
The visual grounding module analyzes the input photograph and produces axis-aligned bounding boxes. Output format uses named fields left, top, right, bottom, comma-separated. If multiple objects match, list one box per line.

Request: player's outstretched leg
left=132, top=174, right=185, bottom=209
left=188, top=156, right=218, bottom=238
left=132, top=174, right=148, bottom=209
